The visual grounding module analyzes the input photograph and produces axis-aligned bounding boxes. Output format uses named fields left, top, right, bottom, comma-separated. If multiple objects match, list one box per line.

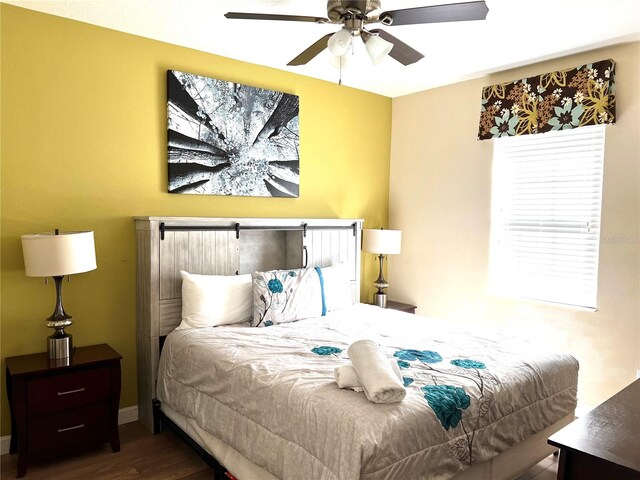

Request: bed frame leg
left=152, top=399, right=163, bottom=434
left=152, top=399, right=229, bottom=479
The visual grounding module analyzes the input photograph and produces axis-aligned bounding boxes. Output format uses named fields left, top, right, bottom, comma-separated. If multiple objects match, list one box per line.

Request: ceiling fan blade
left=369, top=29, right=424, bottom=66
left=380, top=1, right=488, bottom=26
left=225, top=12, right=329, bottom=23
left=288, top=33, right=333, bottom=66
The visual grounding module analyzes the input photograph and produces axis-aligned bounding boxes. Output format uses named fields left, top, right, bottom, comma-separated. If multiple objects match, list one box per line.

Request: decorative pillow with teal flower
left=251, top=268, right=324, bottom=327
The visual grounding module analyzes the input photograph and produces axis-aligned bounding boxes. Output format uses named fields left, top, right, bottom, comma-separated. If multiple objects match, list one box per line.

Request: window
left=489, top=125, right=606, bottom=309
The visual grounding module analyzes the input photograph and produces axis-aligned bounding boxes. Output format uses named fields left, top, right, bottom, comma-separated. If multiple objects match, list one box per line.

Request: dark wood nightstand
left=386, top=301, right=417, bottom=314
left=548, top=379, right=640, bottom=480
left=5, top=344, right=122, bottom=478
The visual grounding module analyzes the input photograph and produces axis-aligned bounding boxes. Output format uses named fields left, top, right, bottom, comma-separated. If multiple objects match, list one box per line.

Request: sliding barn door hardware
left=159, top=221, right=359, bottom=241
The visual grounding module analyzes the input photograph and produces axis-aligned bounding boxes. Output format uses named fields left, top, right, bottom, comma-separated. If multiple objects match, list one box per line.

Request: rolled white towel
left=347, top=340, right=406, bottom=404
left=334, top=359, right=402, bottom=392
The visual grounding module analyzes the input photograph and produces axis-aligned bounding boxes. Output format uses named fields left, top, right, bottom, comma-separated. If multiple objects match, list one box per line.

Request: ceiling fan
left=225, top=0, right=489, bottom=67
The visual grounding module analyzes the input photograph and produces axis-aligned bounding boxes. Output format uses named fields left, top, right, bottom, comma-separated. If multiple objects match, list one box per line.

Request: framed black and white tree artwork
left=167, top=70, right=300, bottom=197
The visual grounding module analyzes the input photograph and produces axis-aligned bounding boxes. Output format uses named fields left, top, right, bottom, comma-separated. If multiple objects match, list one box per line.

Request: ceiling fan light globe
left=327, top=52, right=351, bottom=69
left=365, top=35, right=393, bottom=64
left=328, top=28, right=352, bottom=56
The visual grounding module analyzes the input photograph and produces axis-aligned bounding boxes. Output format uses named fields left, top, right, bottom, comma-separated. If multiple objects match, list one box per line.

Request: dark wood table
left=385, top=300, right=417, bottom=314
left=6, top=344, right=122, bottom=477
left=548, top=378, right=640, bottom=479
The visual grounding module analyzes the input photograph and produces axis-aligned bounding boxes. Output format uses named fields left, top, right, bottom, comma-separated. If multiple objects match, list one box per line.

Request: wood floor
left=1, top=421, right=558, bottom=479
left=515, top=453, right=559, bottom=480
left=0, top=422, right=211, bottom=480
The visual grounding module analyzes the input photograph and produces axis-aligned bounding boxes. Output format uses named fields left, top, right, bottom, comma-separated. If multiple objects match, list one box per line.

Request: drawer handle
left=57, top=423, right=85, bottom=433
left=57, top=387, right=85, bottom=396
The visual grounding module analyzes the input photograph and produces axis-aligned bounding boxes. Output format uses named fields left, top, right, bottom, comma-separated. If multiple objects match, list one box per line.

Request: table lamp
left=21, top=230, right=97, bottom=359
left=362, top=228, right=401, bottom=308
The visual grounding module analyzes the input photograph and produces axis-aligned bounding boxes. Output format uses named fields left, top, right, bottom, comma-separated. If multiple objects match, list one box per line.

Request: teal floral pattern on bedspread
left=394, top=349, right=443, bottom=363
left=311, top=345, right=343, bottom=356
left=394, top=351, right=496, bottom=464
left=304, top=341, right=497, bottom=465
left=422, top=384, right=471, bottom=430
left=450, top=358, right=486, bottom=369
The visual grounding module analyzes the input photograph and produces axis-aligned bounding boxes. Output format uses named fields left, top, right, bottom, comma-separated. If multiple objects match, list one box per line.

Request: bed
left=135, top=217, right=578, bottom=480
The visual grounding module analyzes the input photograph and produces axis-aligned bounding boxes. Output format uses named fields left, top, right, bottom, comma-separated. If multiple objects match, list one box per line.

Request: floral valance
left=478, top=59, right=615, bottom=140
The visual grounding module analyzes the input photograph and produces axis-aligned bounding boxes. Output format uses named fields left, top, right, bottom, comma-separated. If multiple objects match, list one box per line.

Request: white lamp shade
left=362, top=229, right=402, bottom=255
left=21, top=231, right=97, bottom=277
left=328, top=28, right=352, bottom=57
left=365, top=35, right=393, bottom=65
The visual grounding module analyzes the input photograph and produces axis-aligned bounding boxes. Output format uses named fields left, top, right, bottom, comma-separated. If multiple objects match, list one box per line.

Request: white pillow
left=177, top=271, right=253, bottom=329
left=321, top=263, right=354, bottom=312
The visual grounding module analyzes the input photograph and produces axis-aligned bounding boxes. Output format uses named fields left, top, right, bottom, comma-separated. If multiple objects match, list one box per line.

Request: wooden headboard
left=135, top=216, right=363, bottom=431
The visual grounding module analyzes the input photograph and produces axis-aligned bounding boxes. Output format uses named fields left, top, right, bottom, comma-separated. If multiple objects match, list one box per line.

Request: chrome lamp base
left=372, top=253, right=390, bottom=308
left=48, top=326, right=73, bottom=359
left=373, top=293, right=388, bottom=308
left=47, top=275, right=74, bottom=359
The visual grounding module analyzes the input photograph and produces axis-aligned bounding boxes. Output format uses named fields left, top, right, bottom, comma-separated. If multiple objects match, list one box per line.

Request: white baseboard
left=118, top=405, right=139, bottom=425
left=0, top=405, right=138, bottom=456
left=0, top=435, right=10, bottom=456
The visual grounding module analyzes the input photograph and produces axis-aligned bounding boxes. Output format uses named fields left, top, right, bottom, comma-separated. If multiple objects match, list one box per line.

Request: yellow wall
left=0, top=4, right=391, bottom=435
left=390, top=42, right=640, bottom=410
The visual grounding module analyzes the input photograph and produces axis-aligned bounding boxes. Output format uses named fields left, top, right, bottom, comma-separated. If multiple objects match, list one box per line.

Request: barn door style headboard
left=134, top=216, right=363, bottom=431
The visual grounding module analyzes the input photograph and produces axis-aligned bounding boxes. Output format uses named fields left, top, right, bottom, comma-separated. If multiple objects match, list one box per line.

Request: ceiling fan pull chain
left=339, top=56, right=343, bottom=86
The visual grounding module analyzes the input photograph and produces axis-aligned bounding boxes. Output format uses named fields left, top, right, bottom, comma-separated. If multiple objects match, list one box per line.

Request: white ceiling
left=4, top=0, right=640, bottom=97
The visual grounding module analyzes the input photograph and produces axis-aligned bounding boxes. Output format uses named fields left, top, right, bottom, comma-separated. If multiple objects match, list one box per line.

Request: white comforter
left=157, top=304, right=578, bottom=480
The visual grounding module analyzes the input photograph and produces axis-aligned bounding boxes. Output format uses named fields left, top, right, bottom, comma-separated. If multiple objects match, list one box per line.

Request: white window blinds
left=489, top=125, right=606, bottom=309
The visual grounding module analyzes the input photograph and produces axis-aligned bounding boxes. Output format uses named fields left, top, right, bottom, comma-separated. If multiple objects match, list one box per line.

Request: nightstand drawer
left=27, top=367, right=110, bottom=415
left=28, top=403, right=110, bottom=456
